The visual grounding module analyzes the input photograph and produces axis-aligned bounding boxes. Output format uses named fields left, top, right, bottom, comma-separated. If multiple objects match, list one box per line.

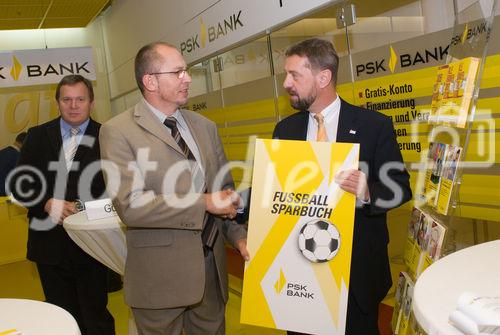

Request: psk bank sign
left=179, top=9, right=245, bottom=60
left=0, top=46, right=96, bottom=88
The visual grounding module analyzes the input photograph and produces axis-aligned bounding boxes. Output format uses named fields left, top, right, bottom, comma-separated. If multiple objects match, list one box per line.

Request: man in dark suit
left=273, top=38, right=412, bottom=335
left=0, top=131, right=26, bottom=196
left=10, top=75, right=115, bottom=335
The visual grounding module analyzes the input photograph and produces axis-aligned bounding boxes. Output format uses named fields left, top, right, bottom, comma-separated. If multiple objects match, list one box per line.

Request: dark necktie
left=163, top=116, right=217, bottom=251
left=163, top=117, right=195, bottom=160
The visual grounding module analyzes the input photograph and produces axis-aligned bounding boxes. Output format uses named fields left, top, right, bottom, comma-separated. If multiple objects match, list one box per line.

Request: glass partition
left=189, top=60, right=218, bottom=97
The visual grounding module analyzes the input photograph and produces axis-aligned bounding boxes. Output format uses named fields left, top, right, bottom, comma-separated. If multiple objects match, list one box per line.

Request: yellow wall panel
left=226, top=143, right=252, bottom=161
left=224, top=99, right=276, bottom=123
left=0, top=198, right=28, bottom=265
left=459, top=205, right=500, bottom=222
left=200, top=108, right=224, bottom=124
left=479, top=55, right=500, bottom=89
left=225, top=123, right=276, bottom=137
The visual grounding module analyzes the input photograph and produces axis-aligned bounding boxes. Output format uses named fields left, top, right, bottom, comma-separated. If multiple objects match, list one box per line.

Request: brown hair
left=55, top=74, right=94, bottom=101
left=285, top=38, right=339, bottom=85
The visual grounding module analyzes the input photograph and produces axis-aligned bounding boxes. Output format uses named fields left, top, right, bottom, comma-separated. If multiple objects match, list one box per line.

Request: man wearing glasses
left=11, top=74, right=115, bottom=335
left=100, top=42, right=249, bottom=335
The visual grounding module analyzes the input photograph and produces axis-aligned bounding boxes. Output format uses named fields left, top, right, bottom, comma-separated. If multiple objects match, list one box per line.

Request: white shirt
left=60, top=118, right=90, bottom=151
left=306, top=95, right=341, bottom=142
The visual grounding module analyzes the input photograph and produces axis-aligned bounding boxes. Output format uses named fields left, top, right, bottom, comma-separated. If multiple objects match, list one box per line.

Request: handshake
left=204, top=189, right=245, bottom=220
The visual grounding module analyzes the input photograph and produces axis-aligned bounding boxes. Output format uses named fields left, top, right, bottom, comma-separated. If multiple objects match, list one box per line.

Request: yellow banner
left=241, top=139, right=358, bottom=334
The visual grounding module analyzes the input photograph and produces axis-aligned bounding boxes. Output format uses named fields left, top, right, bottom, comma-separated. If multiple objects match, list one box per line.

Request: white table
left=0, top=298, right=80, bottom=335
left=63, top=212, right=137, bottom=335
left=413, top=239, right=500, bottom=335
left=63, top=211, right=126, bottom=275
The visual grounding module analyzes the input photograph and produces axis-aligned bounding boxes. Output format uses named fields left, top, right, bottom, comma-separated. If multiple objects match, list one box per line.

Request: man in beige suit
left=100, top=42, right=249, bottom=335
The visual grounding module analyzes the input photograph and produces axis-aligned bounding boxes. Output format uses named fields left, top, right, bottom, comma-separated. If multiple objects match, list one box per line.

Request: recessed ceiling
left=0, top=0, right=111, bottom=30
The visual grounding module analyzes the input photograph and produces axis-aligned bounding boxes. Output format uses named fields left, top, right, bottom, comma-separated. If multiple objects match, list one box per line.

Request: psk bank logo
left=0, top=56, right=22, bottom=81
left=180, top=10, right=244, bottom=55
left=389, top=45, right=398, bottom=73
left=356, top=42, right=449, bottom=77
left=461, top=23, right=469, bottom=44
left=355, top=44, right=398, bottom=77
left=274, top=269, right=287, bottom=294
left=274, top=269, right=314, bottom=299
left=451, top=21, right=490, bottom=46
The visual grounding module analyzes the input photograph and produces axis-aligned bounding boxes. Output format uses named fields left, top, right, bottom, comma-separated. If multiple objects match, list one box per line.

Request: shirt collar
left=60, top=117, right=89, bottom=135
left=309, top=95, right=340, bottom=124
left=143, top=98, right=186, bottom=131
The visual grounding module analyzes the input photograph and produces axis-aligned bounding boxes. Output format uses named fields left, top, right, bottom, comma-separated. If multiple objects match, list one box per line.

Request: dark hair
left=285, top=38, right=339, bottom=86
left=55, top=74, right=94, bottom=101
left=15, top=132, right=26, bottom=144
left=134, top=42, right=175, bottom=93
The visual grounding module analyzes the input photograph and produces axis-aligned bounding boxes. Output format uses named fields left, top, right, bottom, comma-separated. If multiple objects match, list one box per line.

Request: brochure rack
left=393, top=1, right=497, bottom=334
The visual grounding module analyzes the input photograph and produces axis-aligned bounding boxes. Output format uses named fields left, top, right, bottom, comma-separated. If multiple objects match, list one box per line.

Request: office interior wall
left=0, top=17, right=112, bottom=148
left=103, top=0, right=465, bottom=116
left=101, top=0, right=340, bottom=105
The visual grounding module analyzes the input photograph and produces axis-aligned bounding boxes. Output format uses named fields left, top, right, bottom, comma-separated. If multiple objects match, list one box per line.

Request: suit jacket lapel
left=336, top=99, right=359, bottom=143
left=46, top=118, right=63, bottom=160
left=290, top=111, right=309, bottom=140
left=180, top=109, right=208, bottom=171
left=73, top=118, right=98, bottom=163
left=133, top=100, right=185, bottom=156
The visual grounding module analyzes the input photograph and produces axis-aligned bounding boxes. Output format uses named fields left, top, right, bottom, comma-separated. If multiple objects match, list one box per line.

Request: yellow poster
left=241, top=139, right=359, bottom=334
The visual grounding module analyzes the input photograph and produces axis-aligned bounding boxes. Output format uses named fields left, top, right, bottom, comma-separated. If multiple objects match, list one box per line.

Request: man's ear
left=142, top=74, right=156, bottom=92
left=318, top=69, right=333, bottom=88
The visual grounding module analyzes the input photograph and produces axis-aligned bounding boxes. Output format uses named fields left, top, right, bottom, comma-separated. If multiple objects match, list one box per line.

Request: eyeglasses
left=149, top=69, right=189, bottom=79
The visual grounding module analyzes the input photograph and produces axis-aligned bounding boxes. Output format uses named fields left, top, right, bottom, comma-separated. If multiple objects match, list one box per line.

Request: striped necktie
left=314, top=113, right=329, bottom=142
left=163, top=117, right=195, bottom=160
left=65, top=127, right=80, bottom=169
left=163, top=116, right=204, bottom=192
left=164, top=116, right=217, bottom=249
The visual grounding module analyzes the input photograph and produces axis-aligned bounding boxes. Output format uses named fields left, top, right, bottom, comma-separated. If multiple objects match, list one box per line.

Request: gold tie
left=314, top=114, right=328, bottom=142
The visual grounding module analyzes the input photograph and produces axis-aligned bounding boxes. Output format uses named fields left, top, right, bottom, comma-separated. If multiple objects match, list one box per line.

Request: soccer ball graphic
left=298, top=220, right=340, bottom=263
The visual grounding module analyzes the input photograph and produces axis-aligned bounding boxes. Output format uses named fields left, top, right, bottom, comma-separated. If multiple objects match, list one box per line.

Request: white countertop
left=413, top=239, right=500, bottom=335
left=0, top=298, right=81, bottom=335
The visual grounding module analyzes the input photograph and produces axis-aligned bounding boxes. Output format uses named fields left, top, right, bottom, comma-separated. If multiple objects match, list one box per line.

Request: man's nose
left=283, top=74, right=292, bottom=89
left=184, top=71, right=192, bottom=83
